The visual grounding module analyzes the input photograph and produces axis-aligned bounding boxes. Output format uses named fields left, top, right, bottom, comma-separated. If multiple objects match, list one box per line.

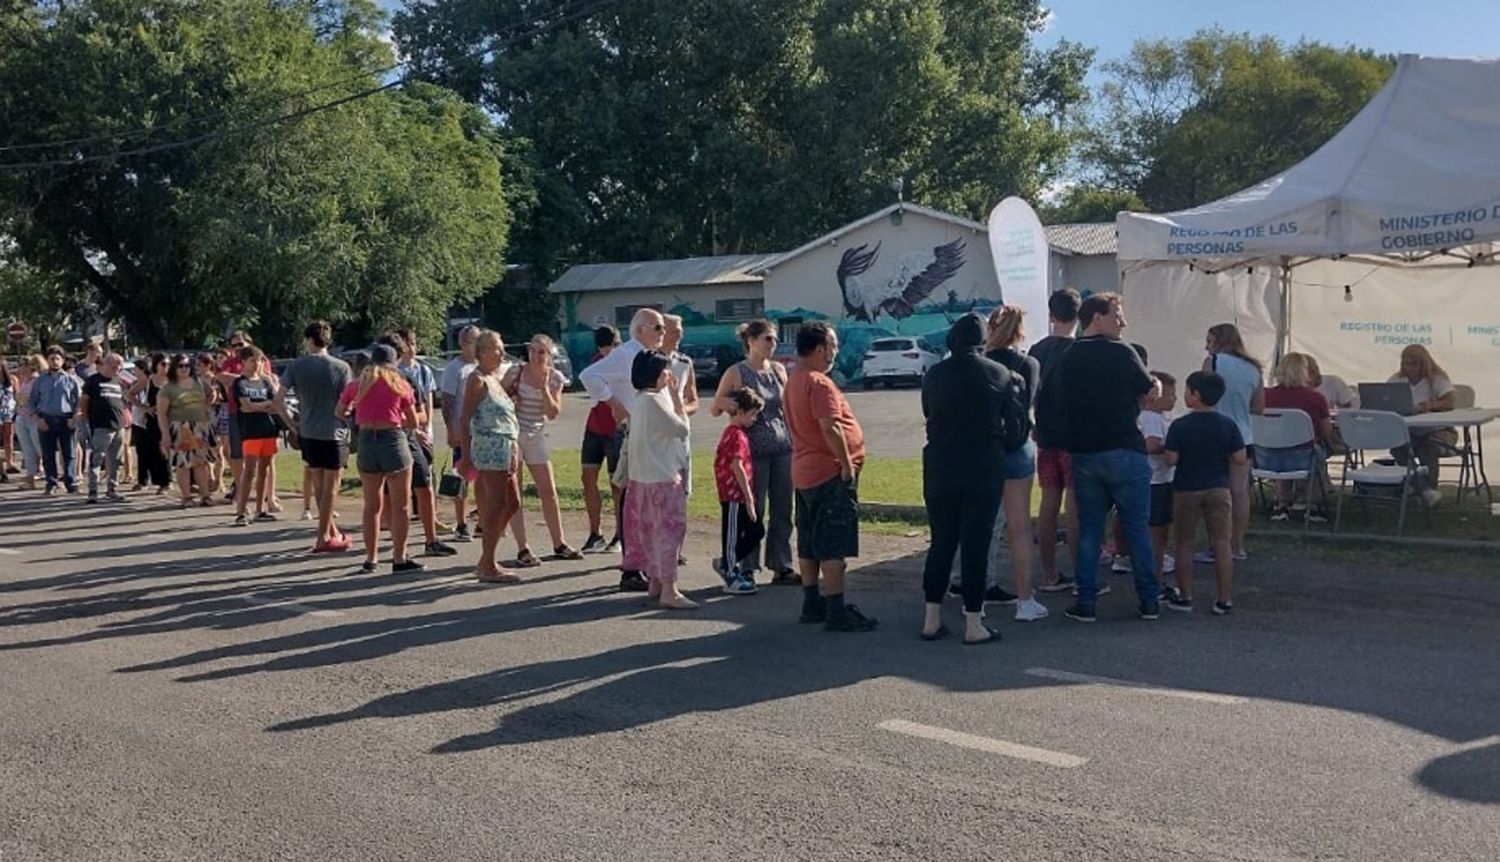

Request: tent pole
left=1276, top=257, right=1292, bottom=368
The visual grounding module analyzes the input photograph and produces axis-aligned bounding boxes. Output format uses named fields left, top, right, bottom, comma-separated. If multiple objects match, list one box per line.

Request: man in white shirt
left=580, top=308, right=666, bottom=590
left=442, top=325, right=480, bottom=541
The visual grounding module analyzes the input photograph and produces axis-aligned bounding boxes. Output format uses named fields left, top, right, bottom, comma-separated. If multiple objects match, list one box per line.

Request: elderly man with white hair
left=77, top=351, right=129, bottom=502
left=580, top=307, right=667, bottom=591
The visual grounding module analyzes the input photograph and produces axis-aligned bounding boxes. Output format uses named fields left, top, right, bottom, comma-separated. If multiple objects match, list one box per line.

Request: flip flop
left=477, top=570, right=522, bottom=584
left=963, top=626, right=1003, bottom=646
left=920, top=624, right=951, bottom=642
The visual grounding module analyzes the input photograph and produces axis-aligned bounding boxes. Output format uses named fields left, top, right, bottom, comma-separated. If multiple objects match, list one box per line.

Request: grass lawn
left=273, top=446, right=1500, bottom=543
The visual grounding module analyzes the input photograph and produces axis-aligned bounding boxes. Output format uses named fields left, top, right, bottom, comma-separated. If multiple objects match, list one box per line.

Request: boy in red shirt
left=714, top=387, right=766, bottom=595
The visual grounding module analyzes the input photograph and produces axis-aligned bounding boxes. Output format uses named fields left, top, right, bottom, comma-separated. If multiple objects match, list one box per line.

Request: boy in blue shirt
left=1165, top=371, right=1247, bottom=615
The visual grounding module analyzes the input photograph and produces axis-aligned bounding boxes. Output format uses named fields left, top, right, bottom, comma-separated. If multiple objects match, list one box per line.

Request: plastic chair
left=1435, top=384, right=1477, bottom=499
left=1453, top=384, right=1476, bottom=409
left=1334, top=410, right=1428, bottom=535
left=1251, top=409, right=1319, bottom=526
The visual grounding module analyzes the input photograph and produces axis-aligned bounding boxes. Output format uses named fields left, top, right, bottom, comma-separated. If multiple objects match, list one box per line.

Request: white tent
left=1115, top=55, right=1500, bottom=406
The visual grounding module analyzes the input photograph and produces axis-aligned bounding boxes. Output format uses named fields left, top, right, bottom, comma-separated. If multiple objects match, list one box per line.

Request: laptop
left=1357, top=382, right=1416, bottom=415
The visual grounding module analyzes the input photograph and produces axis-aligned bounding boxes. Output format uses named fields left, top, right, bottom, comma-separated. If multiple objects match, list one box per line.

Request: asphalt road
left=1, top=488, right=1497, bottom=861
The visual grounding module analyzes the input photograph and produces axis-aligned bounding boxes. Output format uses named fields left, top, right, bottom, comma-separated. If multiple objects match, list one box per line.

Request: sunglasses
left=651, top=324, right=665, bottom=332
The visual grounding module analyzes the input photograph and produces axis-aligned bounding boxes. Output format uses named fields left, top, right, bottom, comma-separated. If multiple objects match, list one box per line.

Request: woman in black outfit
left=919, top=313, right=1016, bottom=645
left=127, top=353, right=174, bottom=494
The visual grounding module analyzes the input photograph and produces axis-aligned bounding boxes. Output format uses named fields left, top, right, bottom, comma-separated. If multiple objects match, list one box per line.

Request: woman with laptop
left=1387, top=345, right=1457, bottom=506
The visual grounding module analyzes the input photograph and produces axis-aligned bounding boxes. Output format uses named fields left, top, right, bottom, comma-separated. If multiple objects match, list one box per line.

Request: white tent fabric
left=1118, top=55, right=1500, bottom=263
left=1115, top=54, right=1500, bottom=408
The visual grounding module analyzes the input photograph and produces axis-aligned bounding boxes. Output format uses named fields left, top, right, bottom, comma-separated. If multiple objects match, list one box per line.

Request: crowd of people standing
left=0, top=294, right=1464, bottom=640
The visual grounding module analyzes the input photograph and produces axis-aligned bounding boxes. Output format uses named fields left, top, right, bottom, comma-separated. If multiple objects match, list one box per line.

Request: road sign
left=6, top=322, right=26, bottom=344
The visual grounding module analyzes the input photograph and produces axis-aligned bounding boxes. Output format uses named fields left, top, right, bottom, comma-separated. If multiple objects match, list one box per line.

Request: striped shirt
left=507, top=366, right=567, bottom=434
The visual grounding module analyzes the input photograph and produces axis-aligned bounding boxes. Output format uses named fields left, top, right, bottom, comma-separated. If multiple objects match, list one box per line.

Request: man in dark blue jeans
left=29, top=346, right=83, bottom=495
left=1038, top=292, right=1162, bottom=622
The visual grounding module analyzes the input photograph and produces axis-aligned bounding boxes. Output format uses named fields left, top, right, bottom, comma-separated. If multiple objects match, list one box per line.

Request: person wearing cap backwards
left=337, top=342, right=425, bottom=575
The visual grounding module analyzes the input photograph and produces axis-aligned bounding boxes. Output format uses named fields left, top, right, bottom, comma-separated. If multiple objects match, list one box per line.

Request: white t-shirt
left=441, top=356, right=477, bottom=412
left=1387, top=372, right=1453, bottom=408
left=1316, top=374, right=1357, bottom=409
left=626, top=388, right=689, bottom=483
left=1140, top=410, right=1175, bottom=485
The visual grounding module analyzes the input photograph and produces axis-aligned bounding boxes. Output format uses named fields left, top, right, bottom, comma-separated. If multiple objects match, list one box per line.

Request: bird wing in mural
left=836, top=243, right=881, bottom=321
left=877, top=239, right=966, bottom=320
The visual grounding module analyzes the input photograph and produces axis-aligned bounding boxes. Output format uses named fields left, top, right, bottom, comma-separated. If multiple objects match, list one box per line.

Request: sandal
left=553, top=544, right=583, bottom=561
left=477, top=569, right=522, bottom=584
left=514, top=548, right=541, bottom=568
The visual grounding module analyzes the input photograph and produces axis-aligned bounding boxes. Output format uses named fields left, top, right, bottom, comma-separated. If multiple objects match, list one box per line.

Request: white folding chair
left=1334, top=409, right=1428, bottom=536
left=1251, top=409, right=1319, bottom=526
left=1453, top=384, right=1476, bottom=409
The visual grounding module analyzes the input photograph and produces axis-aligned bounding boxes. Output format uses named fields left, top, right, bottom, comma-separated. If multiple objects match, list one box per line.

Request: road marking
left=877, top=719, right=1087, bottom=768
left=242, top=594, right=342, bottom=618
left=0, top=547, right=20, bottom=555
left=1024, top=667, right=1246, bottom=705
left=1451, top=735, right=1500, bottom=752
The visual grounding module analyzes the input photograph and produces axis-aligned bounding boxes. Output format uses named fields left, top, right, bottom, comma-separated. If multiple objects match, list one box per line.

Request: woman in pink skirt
left=624, top=350, right=693, bottom=609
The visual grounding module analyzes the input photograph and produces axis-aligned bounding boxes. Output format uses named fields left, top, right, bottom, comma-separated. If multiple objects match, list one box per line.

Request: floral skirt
left=623, top=479, right=687, bottom=585
left=168, top=420, right=219, bottom=470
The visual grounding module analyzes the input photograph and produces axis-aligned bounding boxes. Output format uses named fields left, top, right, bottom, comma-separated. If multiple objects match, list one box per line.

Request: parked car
left=860, top=336, right=941, bottom=388
left=682, top=343, right=742, bottom=389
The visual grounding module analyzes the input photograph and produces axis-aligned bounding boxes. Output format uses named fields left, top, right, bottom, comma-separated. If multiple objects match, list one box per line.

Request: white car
left=860, top=337, right=941, bottom=389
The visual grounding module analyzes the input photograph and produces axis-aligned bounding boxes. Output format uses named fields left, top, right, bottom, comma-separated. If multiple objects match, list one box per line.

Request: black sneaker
left=85, top=495, right=100, bottom=504
left=1212, top=601, right=1234, bottom=616
left=452, top=523, right=473, bottom=543
left=359, top=560, right=377, bottom=574
left=1138, top=601, right=1160, bottom=621
left=618, top=570, right=649, bottom=592
left=1307, top=507, right=1329, bottom=524
left=1270, top=505, right=1291, bottom=522
left=1063, top=603, right=1097, bottom=623
left=255, top=511, right=278, bottom=523
left=425, top=540, right=458, bottom=557
left=825, top=603, right=878, bottom=632
left=232, top=512, right=248, bottom=527
left=799, top=596, right=828, bottom=624
left=1160, top=585, right=1181, bottom=603
left=392, top=559, right=426, bottom=574
left=604, top=535, right=622, bottom=553
left=985, top=586, right=1018, bottom=605
left=580, top=533, right=608, bottom=554
left=1167, top=596, right=1194, bottom=613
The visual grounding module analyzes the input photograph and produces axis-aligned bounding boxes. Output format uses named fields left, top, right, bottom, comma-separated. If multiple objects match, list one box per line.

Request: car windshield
left=871, top=340, right=913, bottom=352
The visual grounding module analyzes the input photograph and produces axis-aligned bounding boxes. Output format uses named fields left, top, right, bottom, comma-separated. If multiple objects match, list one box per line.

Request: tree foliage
left=394, top=0, right=1091, bottom=269
left=1039, top=184, right=1146, bottom=225
left=0, top=0, right=510, bottom=354
left=1080, top=31, right=1395, bottom=212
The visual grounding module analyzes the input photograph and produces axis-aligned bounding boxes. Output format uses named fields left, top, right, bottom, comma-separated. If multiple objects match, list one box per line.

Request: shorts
left=1173, top=488, right=1232, bottom=543
left=1149, top=483, right=1173, bottom=527
left=795, top=475, right=860, bottom=562
left=518, top=430, right=550, bottom=465
left=227, top=420, right=244, bottom=459
left=408, top=432, right=433, bottom=489
left=1004, top=440, right=1037, bottom=481
left=301, top=437, right=348, bottom=472
left=241, top=437, right=279, bottom=459
left=1037, top=446, right=1072, bottom=490
left=581, top=429, right=619, bottom=472
left=356, top=428, right=412, bottom=475
left=471, top=431, right=516, bottom=472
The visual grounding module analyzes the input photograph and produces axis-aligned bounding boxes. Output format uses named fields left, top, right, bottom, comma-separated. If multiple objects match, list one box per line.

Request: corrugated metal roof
left=1045, top=222, right=1117, bottom=257
left=548, top=253, right=780, bottom=294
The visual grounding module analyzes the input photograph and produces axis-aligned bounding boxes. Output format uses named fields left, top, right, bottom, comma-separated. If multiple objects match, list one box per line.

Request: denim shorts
left=356, top=428, right=413, bottom=475
left=1003, top=440, right=1037, bottom=481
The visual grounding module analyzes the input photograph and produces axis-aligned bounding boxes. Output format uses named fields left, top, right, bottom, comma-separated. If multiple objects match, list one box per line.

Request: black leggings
left=135, top=420, right=172, bottom=488
left=922, top=450, right=1004, bottom=613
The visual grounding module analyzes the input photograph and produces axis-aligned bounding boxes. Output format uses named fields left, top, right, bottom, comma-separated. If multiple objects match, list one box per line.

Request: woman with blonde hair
left=457, top=330, right=524, bottom=583
left=981, top=305, right=1046, bottom=620
left=1261, top=352, right=1335, bottom=522
left=338, top=343, right=423, bottom=574
left=502, top=333, right=581, bottom=560
left=1388, top=344, right=1457, bottom=505
left=1201, top=323, right=1264, bottom=562
left=13, top=356, right=45, bottom=489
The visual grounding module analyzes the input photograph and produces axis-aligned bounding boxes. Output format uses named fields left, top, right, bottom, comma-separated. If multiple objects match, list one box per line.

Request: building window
left=614, top=303, right=664, bottom=327
left=714, top=298, right=764, bottom=322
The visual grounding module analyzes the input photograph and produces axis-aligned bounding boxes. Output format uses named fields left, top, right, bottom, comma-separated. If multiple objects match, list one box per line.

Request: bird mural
left=835, top=238, right=968, bottom=323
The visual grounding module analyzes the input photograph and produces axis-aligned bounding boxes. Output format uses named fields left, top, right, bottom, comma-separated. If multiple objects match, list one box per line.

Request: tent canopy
left=1118, top=55, right=1500, bottom=264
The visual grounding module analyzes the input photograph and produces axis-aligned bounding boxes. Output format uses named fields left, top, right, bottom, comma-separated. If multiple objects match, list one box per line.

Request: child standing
left=1141, top=371, right=1177, bottom=598
left=1165, top=371, right=1248, bottom=614
left=714, top=387, right=767, bottom=595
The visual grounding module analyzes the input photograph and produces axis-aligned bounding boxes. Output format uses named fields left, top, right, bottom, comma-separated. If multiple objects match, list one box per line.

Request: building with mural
left=549, top=204, right=1118, bottom=382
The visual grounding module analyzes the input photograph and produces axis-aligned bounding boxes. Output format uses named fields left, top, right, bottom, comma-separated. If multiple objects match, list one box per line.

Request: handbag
left=436, top=455, right=465, bottom=500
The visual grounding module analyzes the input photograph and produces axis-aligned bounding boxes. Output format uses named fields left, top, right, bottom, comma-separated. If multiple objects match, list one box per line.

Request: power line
left=0, top=0, right=614, bottom=168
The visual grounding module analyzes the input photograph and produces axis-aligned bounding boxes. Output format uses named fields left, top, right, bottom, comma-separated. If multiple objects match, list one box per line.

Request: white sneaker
left=1110, top=555, right=1133, bottom=573
left=1421, top=488, right=1442, bottom=508
left=300, top=509, right=314, bottom=521
left=1014, top=597, right=1049, bottom=622
left=1162, top=553, right=1176, bottom=575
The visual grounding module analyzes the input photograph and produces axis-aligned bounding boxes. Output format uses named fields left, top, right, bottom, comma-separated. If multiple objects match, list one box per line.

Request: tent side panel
left=1118, top=264, right=1281, bottom=387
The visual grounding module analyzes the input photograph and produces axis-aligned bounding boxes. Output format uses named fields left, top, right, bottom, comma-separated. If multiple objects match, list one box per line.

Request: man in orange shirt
left=783, top=321, right=876, bottom=633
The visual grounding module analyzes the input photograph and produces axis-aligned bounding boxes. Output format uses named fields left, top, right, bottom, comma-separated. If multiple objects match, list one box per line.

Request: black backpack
left=998, top=367, right=1031, bottom=453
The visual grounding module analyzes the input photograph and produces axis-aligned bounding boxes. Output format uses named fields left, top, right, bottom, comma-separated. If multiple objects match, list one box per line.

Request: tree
left=1080, top=31, right=1394, bottom=212
left=393, top=0, right=1090, bottom=269
left=1039, top=184, right=1145, bottom=225
left=0, top=0, right=510, bottom=355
